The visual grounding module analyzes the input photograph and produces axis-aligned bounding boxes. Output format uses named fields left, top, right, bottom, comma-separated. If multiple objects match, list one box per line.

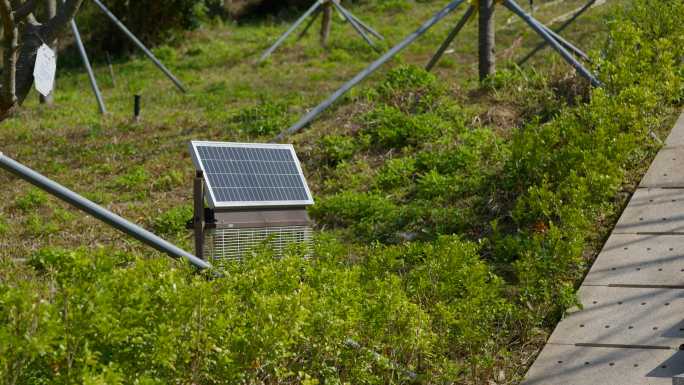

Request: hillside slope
left=1, top=0, right=683, bottom=384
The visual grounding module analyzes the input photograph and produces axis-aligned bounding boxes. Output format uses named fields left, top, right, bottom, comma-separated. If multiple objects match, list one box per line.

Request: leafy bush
left=153, top=205, right=193, bottom=236
left=316, top=134, right=358, bottom=166
left=230, top=99, right=292, bottom=137
left=310, top=1, right=683, bottom=379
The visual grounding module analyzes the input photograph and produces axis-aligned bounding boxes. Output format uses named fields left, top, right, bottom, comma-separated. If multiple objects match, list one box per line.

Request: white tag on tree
left=33, top=44, right=56, bottom=96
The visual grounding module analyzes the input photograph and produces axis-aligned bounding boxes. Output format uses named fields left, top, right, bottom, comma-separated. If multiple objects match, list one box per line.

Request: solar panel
left=189, top=141, right=314, bottom=208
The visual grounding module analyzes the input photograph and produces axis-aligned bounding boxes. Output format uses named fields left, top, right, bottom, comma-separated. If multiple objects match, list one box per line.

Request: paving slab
left=548, top=286, right=684, bottom=347
left=641, top=148, right=684, bottom=188
left=522, top=344, right=684, bottom=385
left=584, top=234, right=684, bottom=286
left=665, top=112, right=684, bottom=148
left=614, top=189, right=684, bottom=234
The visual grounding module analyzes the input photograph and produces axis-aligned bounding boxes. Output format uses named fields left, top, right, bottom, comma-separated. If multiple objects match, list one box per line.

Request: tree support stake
left=257, top=0, right=383, bottom=64
left=71, top=20, right=107, bottom=114
left=275, top=0, right=468, bottom=141
left=0, top=152, right=210, bottom=270
left=91, top=0, right=187, bottom=93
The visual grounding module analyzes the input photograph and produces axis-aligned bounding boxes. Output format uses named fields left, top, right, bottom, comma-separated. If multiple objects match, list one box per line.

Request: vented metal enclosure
left=188, top=141, right=314, bottom=263
left=204, top=226, right=313, bottom=265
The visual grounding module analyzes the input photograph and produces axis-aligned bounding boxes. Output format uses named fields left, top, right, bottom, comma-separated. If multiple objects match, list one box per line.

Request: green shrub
left=3, top=247, right=445, bottom=384
left=317, top=134, right=358, bottom=166
left=361, top=107, right=447, bottom=149
left=310, top=191, right=404, bottom=242
left=231, top=99, right=292, bottom=137
left=152, top=205, right=193, bottom=236
left=374, top=157, right=416, bottom=190
left=376, top=65, right=444, bottom=113
left=112, top=166, right=150, bottom=191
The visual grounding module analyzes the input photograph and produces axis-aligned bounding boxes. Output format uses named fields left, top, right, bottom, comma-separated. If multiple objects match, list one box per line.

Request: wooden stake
left=320, top=1, right=333, bottom=47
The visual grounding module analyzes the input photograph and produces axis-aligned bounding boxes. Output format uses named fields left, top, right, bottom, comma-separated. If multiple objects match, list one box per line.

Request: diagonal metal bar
left=71, top=20, right=107, bottom=114
left=425, top=5, right=474, bottom=71
left=275, top=0, right=468, bottom=141
left=518, top=0, right=596, bottom=65
left=504, top=0, right=601, bottom=87
left=91, top=0, right=187, bottom=93
left=331, top=0, right=378, bottom=50
left=257, top=0, right=322, bottom=63
left=534, top=18, right=590, bottom=61
left=0, top=152, right=211, bottom=270
left=338, top=3, right=384, bottom=41
left=297, top=7, right=323, bottom=42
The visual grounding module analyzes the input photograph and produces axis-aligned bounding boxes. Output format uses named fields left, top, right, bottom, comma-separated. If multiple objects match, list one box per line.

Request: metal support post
left=297, top=7, right=323, bottom=42
left=518, top=0, right=596, bottom=65
left=71, top=20, right=107, bottom=114
left=258, top=0, right=323, bottom=63
left=534, top=18, right=590, bottom=61
left=426, top=6, right=475, bottom=71
left=340, top=4, right=384, bottom=41
left=91, top=0, right=188, bottom=93
left=332, top=0, right=378, bottom=50
left=193, top=171, right=205, bottom=260
left=504, top=0, right=601, bottom=87
left=276, top=0, right=467, bottom=140
left=0, top=152, right=210, bottom=270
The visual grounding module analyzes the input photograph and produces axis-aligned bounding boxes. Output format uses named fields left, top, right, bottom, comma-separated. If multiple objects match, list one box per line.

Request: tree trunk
left=320, top=1, right=332, bottom=47
left=0, top=0, right=85, bottom=122
left=478, top=0, right=496, bottom=81
left=39, top=0, right=58, bottom=105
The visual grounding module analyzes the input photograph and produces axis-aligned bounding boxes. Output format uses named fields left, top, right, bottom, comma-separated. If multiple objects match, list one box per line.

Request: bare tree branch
left=15, top=0, right=40, bottom=20
left=41, top=0, right=83, bottom=41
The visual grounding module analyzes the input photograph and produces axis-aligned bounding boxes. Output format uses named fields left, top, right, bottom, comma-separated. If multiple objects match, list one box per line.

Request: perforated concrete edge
left=673, top=373, right=684, bottom=385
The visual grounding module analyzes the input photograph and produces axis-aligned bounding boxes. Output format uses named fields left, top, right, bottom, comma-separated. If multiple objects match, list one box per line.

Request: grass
left=0, top=0, right=616, bottom=258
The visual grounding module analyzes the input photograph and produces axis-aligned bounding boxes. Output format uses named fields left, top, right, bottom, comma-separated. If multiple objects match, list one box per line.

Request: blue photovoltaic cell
left=194, top=144, right=312, bottom=205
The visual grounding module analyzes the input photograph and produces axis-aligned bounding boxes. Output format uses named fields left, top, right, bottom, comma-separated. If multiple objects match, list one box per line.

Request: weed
left=230, top=98, right=292, bottom=137
left=113, top=166, right=151, bottom=191
left=153, top=205, right=193, bottom=236
left=15, top=189, right=48, bottom=212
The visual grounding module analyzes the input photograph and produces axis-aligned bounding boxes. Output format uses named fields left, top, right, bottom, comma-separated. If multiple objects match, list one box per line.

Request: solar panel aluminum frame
left=189, top=141, right=314, bottom=209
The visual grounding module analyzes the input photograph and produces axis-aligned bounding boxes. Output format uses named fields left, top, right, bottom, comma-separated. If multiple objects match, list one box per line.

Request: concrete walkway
left=522, top=111, right=684, bottom=385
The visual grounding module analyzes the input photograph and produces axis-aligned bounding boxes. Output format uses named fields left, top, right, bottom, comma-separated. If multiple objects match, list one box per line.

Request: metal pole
left=518, top=0, right=596, bottom=65
left=426, top=6, right=475, bottom=71
left=133, top=94, right=141, bottom=121
left=534, top=18, right=590, bottom=62
left=340, top=5, right=384, bottom=41
left=105, top=51, right=116, bottom=86
left=503, top=0, right=601, bottom=87
left=276, top=0, right=467, bottom=141
left=71, top=20, right=107, bottom=114
left=90, top=0, right=188, bottom=93
left=257, top=0, right=322, bottom=63
left=297, top=7, right=322, bottom=42
left=331, top=1, right=378, bottom=50
left=0, top=152, right=211, bottom=270
left=193, top=171, right=205, bottom=259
